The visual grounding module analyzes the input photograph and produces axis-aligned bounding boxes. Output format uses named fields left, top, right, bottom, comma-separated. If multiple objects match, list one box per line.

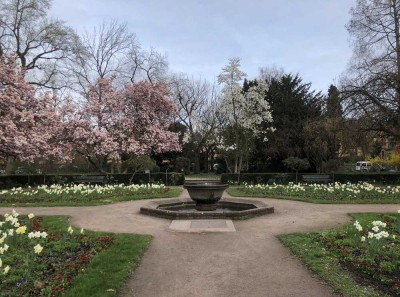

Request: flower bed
left=280, top=213, right=400, bottom=296
left=318, top=213, right=400, bottom=296
left=0, top=212, right=151, bottom=296
left=235, top=182, right=400, bottom=203
left=0, top=183, right=172, bottom=206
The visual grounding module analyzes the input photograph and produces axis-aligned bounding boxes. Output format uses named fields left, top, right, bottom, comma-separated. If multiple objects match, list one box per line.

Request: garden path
left=1, top=191, right=399, bottom=297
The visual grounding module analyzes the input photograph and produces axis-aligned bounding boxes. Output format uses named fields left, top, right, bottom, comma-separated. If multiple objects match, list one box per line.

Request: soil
left=1, top=190, right=399, bottom=297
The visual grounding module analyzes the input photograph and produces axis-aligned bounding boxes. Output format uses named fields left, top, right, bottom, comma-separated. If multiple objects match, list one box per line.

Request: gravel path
left=1, top=191, right=399, bottom=297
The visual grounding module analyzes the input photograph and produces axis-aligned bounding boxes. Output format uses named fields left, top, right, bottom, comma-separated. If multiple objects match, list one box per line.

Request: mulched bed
left=317, top=219, right=400, bottom=297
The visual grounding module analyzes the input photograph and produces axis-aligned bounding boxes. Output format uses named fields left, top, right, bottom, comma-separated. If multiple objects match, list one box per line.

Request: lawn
left=0, top=184, right=182, bottom=207
left=279, top=213, right=400, bottom=297
left=0, top=212, right=151, bottom=296
left=228, top=182, right=400, bottom=203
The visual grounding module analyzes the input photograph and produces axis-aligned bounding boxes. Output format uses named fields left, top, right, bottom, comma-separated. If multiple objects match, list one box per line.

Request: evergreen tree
left=251, top=74, right=323, bottom=171
left=326, top=85, right=342, bottom=118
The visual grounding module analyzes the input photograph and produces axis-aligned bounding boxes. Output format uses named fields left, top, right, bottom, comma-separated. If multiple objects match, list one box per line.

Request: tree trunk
left=87, top=155, right=107, bottom=174
left=234, top=157, right=238, bottom=173
left=5, top=156, right=15, bottom=174
left=234, top=146, right=240, bottom=173
left=129, top=170, right=137, bottom=184
left=110, top=161, right=115, bottom=174
left=203, top=152, right=209, bottom=173
left=194, top=150, right=201, bottom=174
left=393, top=2, right=400, bottom=134
left=224, top=156, right=233, bottom=173
left=238, top=155, right=243, bottom=173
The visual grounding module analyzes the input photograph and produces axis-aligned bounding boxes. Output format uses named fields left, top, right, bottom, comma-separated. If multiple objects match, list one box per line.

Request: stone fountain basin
left=183, top=182, right=229, bottom=205
left=140, top=198, right=274, bottom=220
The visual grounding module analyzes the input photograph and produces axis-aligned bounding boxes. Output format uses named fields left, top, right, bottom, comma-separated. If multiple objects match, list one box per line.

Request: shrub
left=174, top=157, right=191, bottom=174
left=283, top=157, right=310, bottom=172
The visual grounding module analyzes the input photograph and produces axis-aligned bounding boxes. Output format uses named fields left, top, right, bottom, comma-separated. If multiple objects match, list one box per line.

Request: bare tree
left=170, top=74, right=209, bottom=131
left=169, top=74, right=219, bottom=172
left=258, top=65, right=285, bottom=85
left=127, top=47, right=168, bottom=84
left=70, top=19, right=169, bottom=95
left=342, top=0, right=400, bottom=139
left=0, top=0, right=78, bottom=89
left=69, top=20, right=135, bottom=95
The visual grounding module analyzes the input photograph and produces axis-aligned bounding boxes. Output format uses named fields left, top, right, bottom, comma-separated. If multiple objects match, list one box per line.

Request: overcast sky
left=51, top=0, right=356, bottom=94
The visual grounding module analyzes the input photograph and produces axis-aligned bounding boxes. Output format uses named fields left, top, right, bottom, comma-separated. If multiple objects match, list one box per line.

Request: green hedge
left=221, top=173, right=296, bottom=185
left=332, top=173, right=400, bottom=184
left=0, top=173, right=185, bottom=189
left=221, top=172, right=400, bottom=185
left=108, top=173, right=184, bottom=186
left=5, top=172, right=398, bottom=188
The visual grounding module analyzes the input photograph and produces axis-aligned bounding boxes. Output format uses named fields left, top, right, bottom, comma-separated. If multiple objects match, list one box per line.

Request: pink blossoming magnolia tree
left=62, top=78, right=180, bottom=173
left=0, top=55, right=62, bottom=173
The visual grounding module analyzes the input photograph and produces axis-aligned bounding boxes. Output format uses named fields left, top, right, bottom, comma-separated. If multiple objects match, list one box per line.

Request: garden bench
left=72, top=175, right=108, bottom=185
left=301, top=174, right=332, bottom=184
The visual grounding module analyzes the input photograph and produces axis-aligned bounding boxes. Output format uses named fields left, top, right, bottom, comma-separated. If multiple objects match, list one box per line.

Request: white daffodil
left=3, top=265, right=10, bottom=274
left=33, top=244, right=43, bottom=254
left=67, top=226, right=74, bottom=234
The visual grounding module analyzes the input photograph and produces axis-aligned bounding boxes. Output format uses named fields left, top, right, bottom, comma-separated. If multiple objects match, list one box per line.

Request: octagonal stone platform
left=169, top=219, right=236, bottom=233
left=140, top=198, right=274, bottom=220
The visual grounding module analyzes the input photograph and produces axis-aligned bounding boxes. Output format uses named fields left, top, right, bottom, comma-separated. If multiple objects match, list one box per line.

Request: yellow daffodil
left=16, top=226, right=27, bottom=235
left=67, top=226, right=73, bottom=234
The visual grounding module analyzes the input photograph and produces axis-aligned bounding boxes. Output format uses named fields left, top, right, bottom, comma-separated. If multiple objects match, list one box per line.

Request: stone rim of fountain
left=140, top=198, right=274, bottom=220
left=140, top=180, right=274, bottom=220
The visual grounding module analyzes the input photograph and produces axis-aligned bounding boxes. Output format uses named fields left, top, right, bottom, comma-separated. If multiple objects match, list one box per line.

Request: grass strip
left=62, top=233, right=151, bottom=297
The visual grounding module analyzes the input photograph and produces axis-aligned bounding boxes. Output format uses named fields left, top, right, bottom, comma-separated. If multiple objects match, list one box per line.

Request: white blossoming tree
left=217, top=58, right=273, bottom=173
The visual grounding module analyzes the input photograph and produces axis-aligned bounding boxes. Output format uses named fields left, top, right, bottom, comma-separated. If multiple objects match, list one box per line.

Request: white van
left=355, top=161, right=372, bottom=171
